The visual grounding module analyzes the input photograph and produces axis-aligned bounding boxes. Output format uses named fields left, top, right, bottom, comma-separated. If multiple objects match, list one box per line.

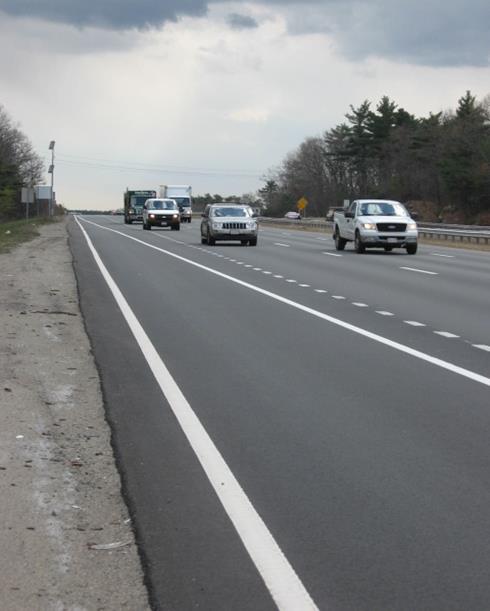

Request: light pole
left=48, top=140, right=55, bottom=216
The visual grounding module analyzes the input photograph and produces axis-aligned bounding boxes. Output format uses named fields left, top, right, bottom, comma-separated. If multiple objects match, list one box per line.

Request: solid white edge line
left=74, top=217, right=319, bottom=611
left=78, top=217, right=490, bottom=390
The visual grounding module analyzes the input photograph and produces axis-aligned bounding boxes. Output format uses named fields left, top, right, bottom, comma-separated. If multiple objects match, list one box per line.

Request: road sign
left=297, top=197, right=308, bottom=211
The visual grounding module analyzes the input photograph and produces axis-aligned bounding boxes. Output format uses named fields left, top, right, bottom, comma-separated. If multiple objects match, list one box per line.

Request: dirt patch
left=0, top=219, right=150, bottom=610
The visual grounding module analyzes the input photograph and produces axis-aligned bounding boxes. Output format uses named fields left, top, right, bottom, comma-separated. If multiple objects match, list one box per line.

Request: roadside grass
left=260, top=221, right=490, bottom=252
left=0, top=217, right=60, bottom=254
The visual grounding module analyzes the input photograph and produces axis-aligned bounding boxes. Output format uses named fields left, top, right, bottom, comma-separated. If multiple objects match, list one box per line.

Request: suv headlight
left=361, top=222, right=376, bottom=230
left=247, top=221, right=257, bottom=230
left=212, top=222, right=222, bottom=229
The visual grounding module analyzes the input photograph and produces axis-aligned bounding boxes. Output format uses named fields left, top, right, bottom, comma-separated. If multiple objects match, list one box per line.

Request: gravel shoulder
left=0, top=219, right=150, bottom=610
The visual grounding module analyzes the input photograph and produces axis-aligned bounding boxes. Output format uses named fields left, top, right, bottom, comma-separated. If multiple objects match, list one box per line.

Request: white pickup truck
left=333, top=199, right=418, bottom=254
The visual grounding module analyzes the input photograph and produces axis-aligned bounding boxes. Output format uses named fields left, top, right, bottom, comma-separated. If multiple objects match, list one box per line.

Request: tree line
left=0, top=104, right=44, bottom=221
left=260, top=91, right=490, bottom=223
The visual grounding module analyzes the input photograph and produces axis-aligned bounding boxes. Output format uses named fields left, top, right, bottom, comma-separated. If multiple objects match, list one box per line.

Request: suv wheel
left=207, top=230, right=215, bottom=246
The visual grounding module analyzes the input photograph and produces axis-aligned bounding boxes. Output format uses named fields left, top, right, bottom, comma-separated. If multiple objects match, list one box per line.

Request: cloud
left=280, top=0, right=490, bottom=67
left=0, top=0, right=489, bottom=67
left=0, top=0, right=208, bottom=30
left=226, top=13, right=259, bottom=30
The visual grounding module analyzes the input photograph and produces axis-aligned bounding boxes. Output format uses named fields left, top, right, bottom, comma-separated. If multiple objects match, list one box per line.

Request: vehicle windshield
left=358, top=202, right=408, bottom=216
left=148, top=200, right=177, bottom=210
left=212, top=207, right=251, bottom=217
left=172, top=197, right=191, bottom=207
left=130, top=196, right=148, bottom=207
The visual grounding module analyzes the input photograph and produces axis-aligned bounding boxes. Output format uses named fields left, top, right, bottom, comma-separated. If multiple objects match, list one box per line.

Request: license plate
left=388, top=237, right=397, bottom=243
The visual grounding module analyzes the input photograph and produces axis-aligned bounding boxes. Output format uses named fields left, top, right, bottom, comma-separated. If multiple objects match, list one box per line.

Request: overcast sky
left=1, top=0, right=489, bottom=210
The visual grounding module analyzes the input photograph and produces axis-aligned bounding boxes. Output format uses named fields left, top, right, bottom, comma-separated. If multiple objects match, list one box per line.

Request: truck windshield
left=172, top=198, right=190, bottom=207
left=359, top=202, right=408, bottom=216
left=131, top=197, right=148, bottom=207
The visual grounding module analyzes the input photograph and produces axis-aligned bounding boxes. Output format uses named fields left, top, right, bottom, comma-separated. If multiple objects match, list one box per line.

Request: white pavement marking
left=474, top=345, right=490, bottom=352
left=322, top=252, right=342, bottom=257
left=286, top=279, right=297, bottom=283
left=274, top=275, right=284, bottom=279
left=435, top=331, right=460, bottom=338
left=404, top=321, right=426, bottom=327
left=79, top=218, right=490, bottom=389
left=316, top=238, right=328, bottom=241
left=315, top=290, right=328, bottom=294
left=263, top=271, right=272, bottom=275
left=253, top=268, right=262, bottom=271
left=332, top=296, right=346, bottom=300
left=376, top=311, right=394, bottom=316
left=75, top=217, right=319, bottom=611
left=352, top=303, right=368, bottom=308
left=274, top=243, right=290, bottom=248
left=299, top=284, right=310, bottom=288
left=400, top=267, right=438, bottom=275
left=431, top=253, right=455, bottom=258
left=244, top=265, right=253, bottom=268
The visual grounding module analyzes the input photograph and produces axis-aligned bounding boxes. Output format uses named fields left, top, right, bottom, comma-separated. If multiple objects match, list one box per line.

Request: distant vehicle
left=159, top=185, right=192, bottom=223
left=201, top=203, right=258, bottom=246
left=142, top=198, right=180, bottom=231
left=333, top=199, right=418, bottom=254
left=284, top=211, right=301, bottom=219
left=326, top=207, right=343, bottom=222
left=124, top=189, right=156, bottom=224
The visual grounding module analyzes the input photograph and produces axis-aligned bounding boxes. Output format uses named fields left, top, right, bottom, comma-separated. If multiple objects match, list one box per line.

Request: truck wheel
left=142, top=222, right=147, bottom=230
left=355, top=231, right=365, bottom=253
left=147, top=223, right=151, bottom=231
left=334, top=228, right=346, bottom=251
left=406, top=243, right=418, bottom=255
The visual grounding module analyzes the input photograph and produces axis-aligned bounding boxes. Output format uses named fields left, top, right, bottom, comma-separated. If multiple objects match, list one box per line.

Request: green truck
left=124, top=189, right=156, bottom=224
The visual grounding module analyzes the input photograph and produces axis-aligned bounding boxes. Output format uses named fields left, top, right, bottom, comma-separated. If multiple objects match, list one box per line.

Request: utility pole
left=48, top=140, right=55, bottom=216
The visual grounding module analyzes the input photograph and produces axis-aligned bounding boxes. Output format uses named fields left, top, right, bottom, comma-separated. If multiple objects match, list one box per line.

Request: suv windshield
left=212, top=207, right=250, bottom=217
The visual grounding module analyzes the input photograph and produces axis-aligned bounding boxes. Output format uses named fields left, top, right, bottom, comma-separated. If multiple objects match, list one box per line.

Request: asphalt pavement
left=69, top=215, right=490, bottom=611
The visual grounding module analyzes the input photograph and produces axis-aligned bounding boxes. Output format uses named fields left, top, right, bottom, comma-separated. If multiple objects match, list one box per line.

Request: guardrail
left=259, top=217, right=490, bottom=246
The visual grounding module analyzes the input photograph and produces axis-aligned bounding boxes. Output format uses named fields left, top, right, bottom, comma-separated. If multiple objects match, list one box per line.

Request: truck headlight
left=362, top=222, right=376, bottom=230
left=173, top=214, right=178, bottom=219
left=408, top=223, right=417, bottom=230
left=149, top=214, right=155, bottom=219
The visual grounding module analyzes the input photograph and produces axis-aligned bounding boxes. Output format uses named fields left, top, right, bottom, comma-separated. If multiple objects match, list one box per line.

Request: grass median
left=0, top=217, right=61, bottom=254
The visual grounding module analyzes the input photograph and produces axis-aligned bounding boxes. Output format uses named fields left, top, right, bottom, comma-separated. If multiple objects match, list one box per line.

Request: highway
left=69, top=215, right=490, bottom=610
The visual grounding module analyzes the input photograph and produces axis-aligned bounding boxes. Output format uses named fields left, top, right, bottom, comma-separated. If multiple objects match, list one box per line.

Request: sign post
left=297, top=197, right=308, bottom=218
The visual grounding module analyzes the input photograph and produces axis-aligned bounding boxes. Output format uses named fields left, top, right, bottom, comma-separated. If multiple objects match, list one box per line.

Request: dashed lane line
left=435, top=331, right=460, bottom=338
left=400, top=266, right=438, bottom=275
left=79, top=217, right=490, bottom=389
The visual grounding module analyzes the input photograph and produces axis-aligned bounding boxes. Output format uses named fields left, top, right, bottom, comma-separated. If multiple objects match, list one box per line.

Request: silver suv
left=200, top=203, right=258, bottom=246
